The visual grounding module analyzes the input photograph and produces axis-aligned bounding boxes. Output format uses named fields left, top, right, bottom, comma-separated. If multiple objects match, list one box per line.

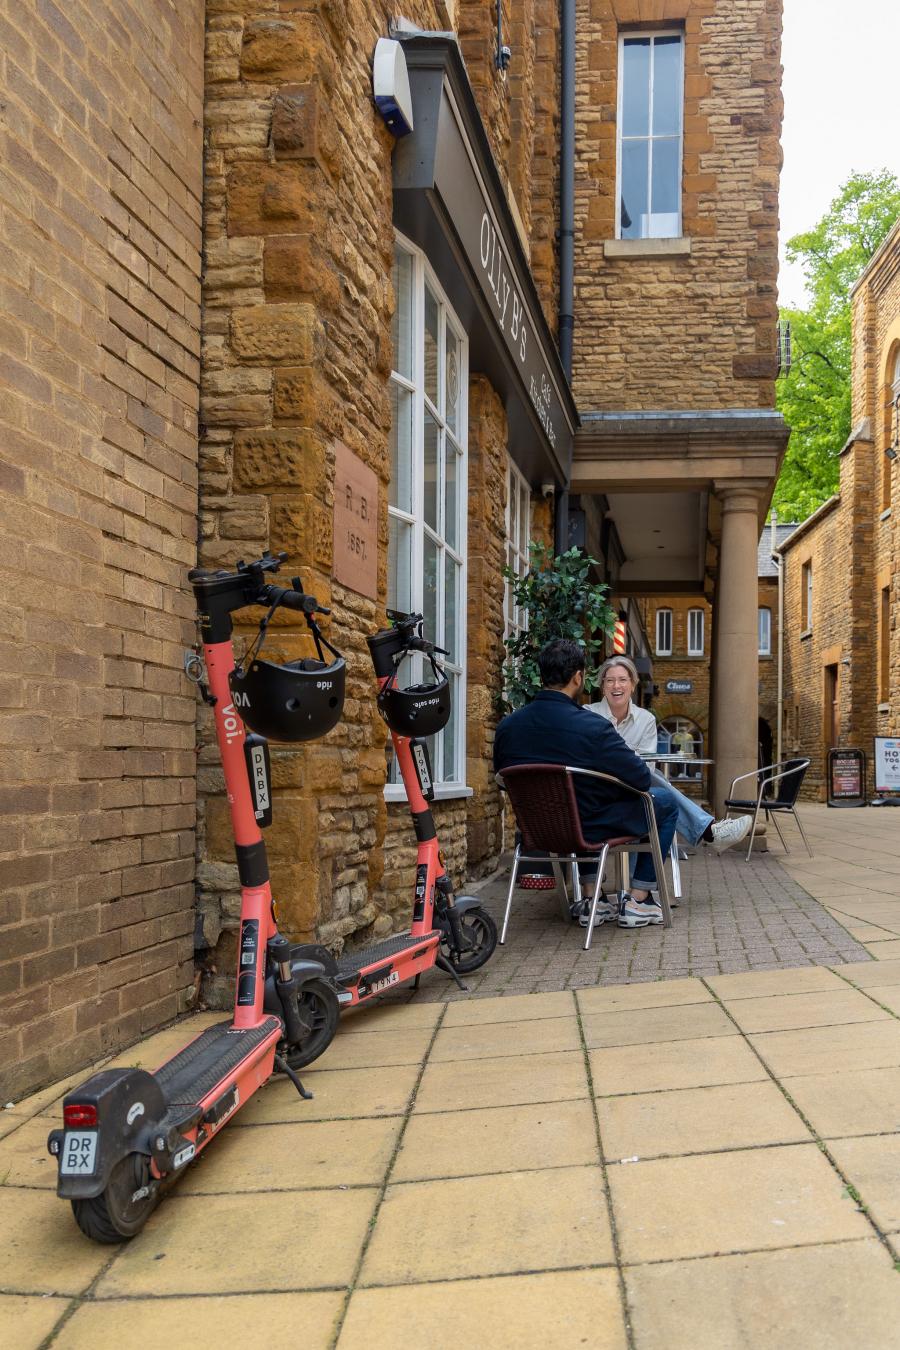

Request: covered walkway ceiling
left=573, top=409, right=789, bottom=595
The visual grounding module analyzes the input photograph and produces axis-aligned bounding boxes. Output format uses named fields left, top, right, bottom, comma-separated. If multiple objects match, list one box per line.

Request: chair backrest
left=774, top=758, right=810, bottom=805
left=498, top=764, right=594, bottom=854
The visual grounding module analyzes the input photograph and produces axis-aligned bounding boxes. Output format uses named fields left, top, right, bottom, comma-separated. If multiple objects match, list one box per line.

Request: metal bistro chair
left=724, top=758, right=813, bottom=862
left=498, top=763, right=673, bottom=950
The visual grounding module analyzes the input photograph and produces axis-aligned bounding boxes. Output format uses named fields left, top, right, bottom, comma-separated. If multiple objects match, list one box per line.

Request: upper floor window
left=504, top=459, right=531, bottom=642
left=617, top=32, right=684, bottom=240
left=687, top=608, right=704, bottom=656
left=880, top=586, right=891, bottom=703
left=655, top=607, right=672, bottom=655
left=801, top=560, right=813, bottom=632
left=758, top=606, right=772, bottom=656
left=388, top=235, right=468, bottom=790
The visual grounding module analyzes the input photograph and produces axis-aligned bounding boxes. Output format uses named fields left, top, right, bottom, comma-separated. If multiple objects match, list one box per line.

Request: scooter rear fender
left=48, top=1068, right=165, bottom=1200
left=262, top=956, right=333, bottom=1021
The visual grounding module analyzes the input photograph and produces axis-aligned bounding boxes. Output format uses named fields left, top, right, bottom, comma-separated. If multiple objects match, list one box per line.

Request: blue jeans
left=631, top=783, right=680, bottom=888
left=648, top=768, right=713, bottom=848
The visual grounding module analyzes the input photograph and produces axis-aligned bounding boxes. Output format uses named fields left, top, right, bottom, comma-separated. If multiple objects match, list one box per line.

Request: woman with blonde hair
left=589, top=656, right=751, bottom=855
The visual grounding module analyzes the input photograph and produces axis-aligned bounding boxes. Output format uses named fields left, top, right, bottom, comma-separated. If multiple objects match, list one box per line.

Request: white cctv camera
left=540, top=481, right=555, bottom=499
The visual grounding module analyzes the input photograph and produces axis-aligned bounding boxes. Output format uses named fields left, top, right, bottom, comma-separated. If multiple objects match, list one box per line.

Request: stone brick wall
left=196, top=0, right=558, bottom=999
left=574, top=0, right=783, bottom=411
left=0, top=1, right=204, bottom=1098
left=778, top=222, right=900, bottom=800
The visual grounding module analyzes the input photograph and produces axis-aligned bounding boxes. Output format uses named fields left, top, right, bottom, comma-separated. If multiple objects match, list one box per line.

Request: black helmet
left=230, top=654, right=345, bottom=742
left=378, top=664, right=451, bottom=737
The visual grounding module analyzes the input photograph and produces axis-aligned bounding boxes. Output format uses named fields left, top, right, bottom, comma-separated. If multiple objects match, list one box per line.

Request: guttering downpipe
left=556, top=0, right=576, bottom=555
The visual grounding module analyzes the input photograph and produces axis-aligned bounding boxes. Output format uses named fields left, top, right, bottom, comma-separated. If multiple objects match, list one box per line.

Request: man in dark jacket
left=494, top=638, right=678, bottom=929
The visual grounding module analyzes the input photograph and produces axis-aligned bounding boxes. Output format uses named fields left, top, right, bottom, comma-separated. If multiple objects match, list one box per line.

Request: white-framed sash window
left=687, top=607, right=704, bottom=657
left=387, top=234, right=468, bottom=795
left=617, top=31, right=684, bottom=239
left=504, top=458, right=532, bottom=641
left=655, top=607, right=672, bottom=656
left=758, top=606, right=772, bottom=656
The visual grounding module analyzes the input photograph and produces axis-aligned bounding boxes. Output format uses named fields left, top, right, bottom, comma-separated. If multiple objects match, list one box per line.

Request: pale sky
left=779, top=0, right=900, bottom=308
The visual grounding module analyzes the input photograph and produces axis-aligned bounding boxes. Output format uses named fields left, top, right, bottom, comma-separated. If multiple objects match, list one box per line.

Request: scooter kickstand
left=435, top=954, right=468, bottom=993
left=274, top=1053, right=314, bottom=1100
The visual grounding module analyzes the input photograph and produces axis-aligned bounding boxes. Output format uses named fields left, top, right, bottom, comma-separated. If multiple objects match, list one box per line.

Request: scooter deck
left=337, top=930, right=439, bottom=979
left=156, top=1016, right=281, bottom=1109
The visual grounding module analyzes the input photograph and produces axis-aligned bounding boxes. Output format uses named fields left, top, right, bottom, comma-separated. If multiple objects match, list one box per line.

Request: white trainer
left=710, top=815, right=752, bottom=853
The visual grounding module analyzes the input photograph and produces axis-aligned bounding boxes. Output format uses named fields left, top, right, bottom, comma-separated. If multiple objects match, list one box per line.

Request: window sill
left=758, top=653, right=772, bottom=660
left=800, top=629, right=812, bottom=641
left=880, top=507, right=892, bottom=521
left=604, top=237, right=692, bottom=260
left=384, top=784, right=474, bottom=804
left=878, top=703, right=891, bottom=714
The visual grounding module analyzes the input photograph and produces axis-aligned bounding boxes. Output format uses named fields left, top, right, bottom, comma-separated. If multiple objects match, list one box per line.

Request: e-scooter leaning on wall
left=47, top=553, right=346, bottom=1242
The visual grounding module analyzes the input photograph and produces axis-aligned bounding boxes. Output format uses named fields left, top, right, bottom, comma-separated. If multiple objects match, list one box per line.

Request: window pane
left=445, top=441, right=459, bottom=550
left=446, top=327, right=460, bottom=434
left=444, top=556, right=458, bottom=663
left=423, top=533, right=438, bottom=644
left=424, top=286, right=439, bottom=406
left=652, top=36, right=682, bottom=135
left=389, top=381, right=413, bottom=513
left=441, top=673, right=459, bottom=782
left=423, top=411, right=438, bottom=531
left=621, top=38, right=650, bottom=136
left=650, top=137, right=680, bottom=228
left=391, top=250, right=413, bottom=380
left=388, top=515, right=412, bottom=614
left=620, top=139, right=648, bottom=240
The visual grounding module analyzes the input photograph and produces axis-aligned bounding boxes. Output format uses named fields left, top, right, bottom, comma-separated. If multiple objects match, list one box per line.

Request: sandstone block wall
left=197, top=0, right=560, bottom=997
left=0, top=0, right=204, bottom=1098
left=778, top=224, right=900, bottom=801
left=574, top=0, right=783, bottom=411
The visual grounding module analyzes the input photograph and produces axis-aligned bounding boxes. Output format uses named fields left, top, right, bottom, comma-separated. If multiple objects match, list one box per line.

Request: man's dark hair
left=538, top=638, right=585, bottom=688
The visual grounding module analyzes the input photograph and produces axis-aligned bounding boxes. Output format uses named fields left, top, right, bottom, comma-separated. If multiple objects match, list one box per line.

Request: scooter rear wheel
left=283, top=977, right=340, bottom=1069
left=71, top=1152, right=157, bottom=1243
left=442, top=905, right=498, bottom=975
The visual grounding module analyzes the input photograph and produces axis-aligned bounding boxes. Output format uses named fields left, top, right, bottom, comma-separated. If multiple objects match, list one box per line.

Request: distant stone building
left=778, top=218, right=900, bottom=799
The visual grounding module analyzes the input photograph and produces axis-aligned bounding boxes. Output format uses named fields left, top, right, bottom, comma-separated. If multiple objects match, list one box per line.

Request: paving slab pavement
left=3, top=804, right=900, bottom=1346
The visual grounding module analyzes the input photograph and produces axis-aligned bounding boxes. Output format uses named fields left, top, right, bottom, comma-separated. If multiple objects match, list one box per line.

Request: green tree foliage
left=500, top=542, right=616, bottom=712
left=774, top=170, right=900, bottom=521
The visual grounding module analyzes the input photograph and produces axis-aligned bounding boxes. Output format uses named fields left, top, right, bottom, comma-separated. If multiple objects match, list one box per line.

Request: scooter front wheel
left=71, top=1152, right=158, bottom=1244
left=283, top=978, right=340, bottom=1069
left=442, top=905, right=498, bottom=975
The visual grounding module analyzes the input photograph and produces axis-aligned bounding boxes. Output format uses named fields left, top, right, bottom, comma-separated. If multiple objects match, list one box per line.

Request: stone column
left=711, top=484, right=764, bottom=816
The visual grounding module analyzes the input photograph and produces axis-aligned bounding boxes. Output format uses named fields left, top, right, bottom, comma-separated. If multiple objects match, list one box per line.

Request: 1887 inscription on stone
left=333, top=441, right=377, bottom=599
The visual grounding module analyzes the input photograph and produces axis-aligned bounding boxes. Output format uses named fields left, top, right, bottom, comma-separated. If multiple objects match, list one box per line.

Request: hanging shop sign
left=665, top=679, right=693, bottom=695
left=826, top=747, right=866, bottom=808
left=873, top=737, right=900, bottom=796
left=333, top=441, right=377, bottom=600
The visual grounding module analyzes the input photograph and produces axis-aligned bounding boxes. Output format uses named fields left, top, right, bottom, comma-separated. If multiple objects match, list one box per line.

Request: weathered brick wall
left=780, top=504, right=843, bottom=799
left=852, top=225, right=900, bottom=737
left=0, top=1, right=204, bottom=1098
left=197, top=0, right=554, bottom=995
left=778, top=225, right=900, bottom=800
left=530, top=0, right=561, bottom=330
left=574, top=0, right=783, bottom=411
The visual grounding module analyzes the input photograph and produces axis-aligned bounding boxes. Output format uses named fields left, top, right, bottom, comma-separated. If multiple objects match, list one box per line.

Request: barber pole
left=613, top=613, right=627, bottom=655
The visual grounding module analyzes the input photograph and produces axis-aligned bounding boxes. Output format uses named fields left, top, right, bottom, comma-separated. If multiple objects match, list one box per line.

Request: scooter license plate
left=370, top=970, right=400, bottom=994
left=59, top=1131, right=98, bottom=1176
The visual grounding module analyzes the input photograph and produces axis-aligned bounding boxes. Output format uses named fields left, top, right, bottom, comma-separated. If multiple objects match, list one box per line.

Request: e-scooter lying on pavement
left=48, top=552, right=345, bottom=1241
left=283, top=609, right=498, bottom=1000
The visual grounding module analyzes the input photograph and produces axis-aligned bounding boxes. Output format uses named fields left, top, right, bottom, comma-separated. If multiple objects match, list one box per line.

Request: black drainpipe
left=555, top=0, right=575, bottom=555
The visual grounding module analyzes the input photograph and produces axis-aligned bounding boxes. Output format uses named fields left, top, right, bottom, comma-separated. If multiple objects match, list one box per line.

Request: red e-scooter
left=47, top=553, right=345, bottom=1241
left=46, top=559, right=495, bottom=1243
left=286, top=609, right=498, bottom=1002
